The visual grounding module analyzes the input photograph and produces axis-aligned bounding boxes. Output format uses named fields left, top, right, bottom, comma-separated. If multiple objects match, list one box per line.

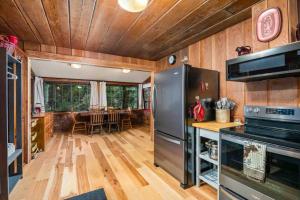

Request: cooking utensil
left=205, top=140, right=218, bottom=160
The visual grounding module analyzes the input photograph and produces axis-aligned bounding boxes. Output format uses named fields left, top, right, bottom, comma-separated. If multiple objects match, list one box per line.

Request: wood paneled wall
left=20, top=42, right=155, bottom=72
left=156, top=0, right=299, bottom=121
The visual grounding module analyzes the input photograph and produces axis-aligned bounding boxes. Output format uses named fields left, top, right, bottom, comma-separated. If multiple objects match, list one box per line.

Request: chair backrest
left=108, top=111, right=120, bottom=123
left=90, top=113, right=104, bottom=124
left=123, top=110, right=132, bottom=120
left=71, top=112, right=77, bottom=123
left=89, top=108, right=100, bottom=112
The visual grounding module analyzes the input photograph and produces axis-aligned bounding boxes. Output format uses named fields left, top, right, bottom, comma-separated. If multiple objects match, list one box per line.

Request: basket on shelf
left=0, top=35, right=18, bottom=55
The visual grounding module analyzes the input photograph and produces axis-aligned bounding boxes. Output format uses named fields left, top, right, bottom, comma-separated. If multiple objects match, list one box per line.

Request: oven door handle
left=221, top=134, right=300, bottom=159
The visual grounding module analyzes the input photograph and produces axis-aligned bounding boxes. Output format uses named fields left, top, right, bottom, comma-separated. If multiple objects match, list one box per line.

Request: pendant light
left=118, top=0, right=149, bottom=13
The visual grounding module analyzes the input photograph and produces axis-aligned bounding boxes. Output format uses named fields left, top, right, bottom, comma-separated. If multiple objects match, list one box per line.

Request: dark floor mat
left=65, top=188, right=107, bottom=200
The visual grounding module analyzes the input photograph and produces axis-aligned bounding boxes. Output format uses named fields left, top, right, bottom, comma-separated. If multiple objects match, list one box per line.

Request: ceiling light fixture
left=70, top=63, right=82, bottom=69
left=118, top=0, right=149, bottom=12
left=122, top=69, right=131, bottom=73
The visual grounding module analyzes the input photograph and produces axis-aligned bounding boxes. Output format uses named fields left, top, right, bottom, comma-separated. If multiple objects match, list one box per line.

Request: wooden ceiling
left=0, top=0, right=261, bottom=60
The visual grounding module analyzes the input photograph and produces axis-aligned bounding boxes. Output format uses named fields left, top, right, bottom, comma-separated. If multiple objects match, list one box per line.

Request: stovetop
left=220, top=106, right=300, bottom=150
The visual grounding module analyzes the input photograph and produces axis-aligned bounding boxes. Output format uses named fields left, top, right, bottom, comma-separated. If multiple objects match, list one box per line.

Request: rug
left=65, top=188, right=107, bottom=200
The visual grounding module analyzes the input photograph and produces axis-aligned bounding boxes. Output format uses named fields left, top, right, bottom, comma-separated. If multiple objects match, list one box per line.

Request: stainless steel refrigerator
left=152, top=64, right=219, bottom=188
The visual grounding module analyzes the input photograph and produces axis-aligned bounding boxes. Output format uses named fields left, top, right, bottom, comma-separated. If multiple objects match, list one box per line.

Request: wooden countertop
left=192, top=121, right=242, bottom=132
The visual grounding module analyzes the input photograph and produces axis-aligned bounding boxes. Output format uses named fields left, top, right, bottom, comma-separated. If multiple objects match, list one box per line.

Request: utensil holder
left=216, top=109, right=230, bottom=123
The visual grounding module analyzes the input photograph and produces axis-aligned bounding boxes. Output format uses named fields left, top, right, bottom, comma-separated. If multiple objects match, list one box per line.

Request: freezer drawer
left=154, top=131, right=186, bottom=184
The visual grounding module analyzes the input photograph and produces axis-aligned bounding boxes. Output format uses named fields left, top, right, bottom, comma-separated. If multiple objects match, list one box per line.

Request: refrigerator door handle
left=157, top=134, right=181, bottom=145
left=151, top=84, right=157, bottom=119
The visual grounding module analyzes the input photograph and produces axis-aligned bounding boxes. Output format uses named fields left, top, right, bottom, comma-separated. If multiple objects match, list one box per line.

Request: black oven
left=220, top=133, right=300, bottom=200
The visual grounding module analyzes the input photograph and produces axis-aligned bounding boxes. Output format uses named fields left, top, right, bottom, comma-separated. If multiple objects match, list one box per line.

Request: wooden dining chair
left=122, top=110, right=132, bottom=130
left=71, top=112, right=87, bottom=136
left=88, top=112, right=105, bottom=136
left=108, top=111, right=120, bottom=133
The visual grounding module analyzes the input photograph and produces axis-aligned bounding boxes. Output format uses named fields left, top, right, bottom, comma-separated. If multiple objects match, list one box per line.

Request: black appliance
left=152, top=64, right=219, bottom=188
left=226, top=41, right=300, bottom=82
left=220, top=106, right=300, bottom=200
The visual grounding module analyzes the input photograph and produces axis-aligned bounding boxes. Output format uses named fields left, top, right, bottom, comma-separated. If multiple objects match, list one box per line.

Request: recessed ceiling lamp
left=118, top=0, right=149, bottom=12
left=70, top=63, right=81, bottom=69
left=122, top=69, right=131, bottom=73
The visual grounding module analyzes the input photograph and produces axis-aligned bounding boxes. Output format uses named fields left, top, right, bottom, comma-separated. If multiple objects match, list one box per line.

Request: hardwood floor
left=10, top=127, right=217, bottom=200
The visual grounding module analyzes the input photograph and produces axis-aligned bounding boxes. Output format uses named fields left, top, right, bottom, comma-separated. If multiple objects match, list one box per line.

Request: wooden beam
left=25, top=50, right=155, bottom=72
left=43, top=77, right=142, bottom=85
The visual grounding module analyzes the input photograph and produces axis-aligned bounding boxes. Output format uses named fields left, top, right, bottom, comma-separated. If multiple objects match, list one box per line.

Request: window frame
left=106, top=83, right=139, bottom=109
left=43, top=80, right=90, bottom=112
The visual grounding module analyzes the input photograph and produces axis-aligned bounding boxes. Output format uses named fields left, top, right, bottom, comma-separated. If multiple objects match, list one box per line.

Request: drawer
left=154, top=131, right=186, bottom=183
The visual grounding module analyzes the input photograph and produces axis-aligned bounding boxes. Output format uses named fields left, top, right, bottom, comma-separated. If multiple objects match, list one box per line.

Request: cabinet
left=31, top=112, right=53, bottom=155
left=196, top=128, right=220, bottom=190
left=0, top=48, right=23, bottom=199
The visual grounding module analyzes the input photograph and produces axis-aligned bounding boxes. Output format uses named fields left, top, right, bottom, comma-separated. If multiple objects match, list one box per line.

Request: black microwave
left=226, top=41, right=300, bottom=82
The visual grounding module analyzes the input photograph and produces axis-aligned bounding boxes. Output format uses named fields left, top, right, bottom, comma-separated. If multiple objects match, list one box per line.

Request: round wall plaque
left=256, top=7, right=282, bottom=42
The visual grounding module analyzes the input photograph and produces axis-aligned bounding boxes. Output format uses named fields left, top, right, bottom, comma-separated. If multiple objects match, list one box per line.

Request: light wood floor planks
left=10, top=127, right=217, bottom=200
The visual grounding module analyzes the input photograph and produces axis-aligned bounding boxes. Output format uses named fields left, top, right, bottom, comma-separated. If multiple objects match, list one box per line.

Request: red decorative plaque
left=257, top=7, right=282, bottom=42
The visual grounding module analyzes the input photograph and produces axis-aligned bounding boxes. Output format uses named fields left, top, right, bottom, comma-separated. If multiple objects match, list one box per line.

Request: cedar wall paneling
left=212, top=31, right=227, bottom=98
left=188, top=42, right=200, bottom=67
left=156, top=0, right=299, bottom=121
left=200, top=37, right=213, bottom=69
left=225, top=21, right=248, bottom=120
left=155, top=47, right=189, bottom=71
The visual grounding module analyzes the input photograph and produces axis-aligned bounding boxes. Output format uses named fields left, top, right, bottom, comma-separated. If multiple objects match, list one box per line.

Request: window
left=143, top=87, right=151, bottom=109
left=44, top=82, right=90, bottom=112
left=107, top=85, right=138, bottom=109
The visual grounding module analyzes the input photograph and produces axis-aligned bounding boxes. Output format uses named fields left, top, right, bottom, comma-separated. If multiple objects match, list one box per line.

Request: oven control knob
left=253, top=107, right=260, bottom=113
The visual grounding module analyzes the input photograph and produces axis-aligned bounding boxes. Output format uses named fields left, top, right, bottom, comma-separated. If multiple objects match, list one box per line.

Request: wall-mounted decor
left=256, top=7, right=282, bottom=42
left=236, top=46, right=252, bottom=56
left=181, top=56, right=189, bottom=64
left=168, top=55, right=176, bottom=65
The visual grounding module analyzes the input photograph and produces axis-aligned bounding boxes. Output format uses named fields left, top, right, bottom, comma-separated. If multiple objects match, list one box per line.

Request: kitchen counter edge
left=192, top=121, right=242, bottom=132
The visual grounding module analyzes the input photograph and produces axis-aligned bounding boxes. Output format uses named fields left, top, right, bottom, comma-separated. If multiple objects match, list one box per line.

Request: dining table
left=79, top=110, right=130, bottom=117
